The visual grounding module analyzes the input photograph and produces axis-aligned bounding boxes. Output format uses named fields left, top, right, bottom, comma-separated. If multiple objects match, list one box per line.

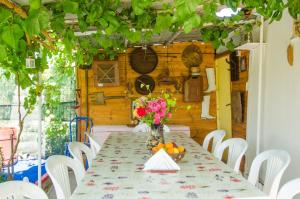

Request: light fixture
left=26, top=55, right=35, bottom=68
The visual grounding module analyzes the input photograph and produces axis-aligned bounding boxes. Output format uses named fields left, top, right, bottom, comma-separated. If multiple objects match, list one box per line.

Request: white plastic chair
left=202, top=129, right=226, bottom=153
left=277, top=178, right=300, bottom=199
left=247, top=150, right=291, bottom=199
left=46, top=155, right=85, bottom=199
left=0, top=180, right=48, bottom=199
left=68, top=141, right=93, bottom=169
left=214, top=138, right=248, bottom=172
left=85, top=132, right=101, bottom=158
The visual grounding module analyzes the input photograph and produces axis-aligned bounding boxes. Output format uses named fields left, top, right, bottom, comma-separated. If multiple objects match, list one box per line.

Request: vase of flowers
left=133, top=92, right=177, bottom=150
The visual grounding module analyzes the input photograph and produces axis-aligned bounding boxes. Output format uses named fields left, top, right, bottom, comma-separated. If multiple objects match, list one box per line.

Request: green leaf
left=29, top=0, right=41, bottom=10
left=51, top=16, right=65, bottom=33
left=154, top=14, right=173, bottom=33
left=63, top=0, right=79, bottom=14
left=99, top=18, right=108, bottom=28
left=25, top=14, right=41, bottom=37
left=183, top=14, right=201, bottom=33
left=78, top=20, right=88, bottom=32
left=131, top=0, right=152, bottom=15
left=1, top=24, right=24, bottom=49
left=0, top=7, right=12, bottom=23
left=226, top=40, right=235, bottom=51
left=0, top=45, right=7, bottom=62
left=38, top=9, right=50, bottom=30
left=18, top=39, right=27, bottom=55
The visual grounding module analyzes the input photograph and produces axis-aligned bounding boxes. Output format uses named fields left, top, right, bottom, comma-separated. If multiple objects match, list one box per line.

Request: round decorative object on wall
left=135, top=75, right=155, bottom=95
left=182, top=44, right=203, bottom=68
left=130, top=47, right=158, bottom=74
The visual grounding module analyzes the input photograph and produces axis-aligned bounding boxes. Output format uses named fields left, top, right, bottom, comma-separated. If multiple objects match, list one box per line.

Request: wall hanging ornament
left=93, top=60, right=119, bottom=87
left=135, top=75, right=155, bottom=95
left=182, top=44, right=203, bottom=68
left=183, top=67, right=203, bottom=102
left=130, top=47, right=158, bottom=74
left=204, top=68, right=216, bottom=93
left=201, top=95, right=215, bottom=120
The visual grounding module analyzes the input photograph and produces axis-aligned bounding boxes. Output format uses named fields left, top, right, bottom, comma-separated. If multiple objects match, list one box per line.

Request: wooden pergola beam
left=0, top=0, right=27, bottom=18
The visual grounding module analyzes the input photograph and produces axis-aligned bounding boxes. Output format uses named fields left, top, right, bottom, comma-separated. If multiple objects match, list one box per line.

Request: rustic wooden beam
left=0, top=0, right=28, bottom=18
left=165, top=30, right=183, bottom=45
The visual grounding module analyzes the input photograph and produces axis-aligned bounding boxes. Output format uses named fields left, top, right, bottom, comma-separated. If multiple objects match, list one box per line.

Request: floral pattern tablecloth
left=71, top=132, right=269, bottom=199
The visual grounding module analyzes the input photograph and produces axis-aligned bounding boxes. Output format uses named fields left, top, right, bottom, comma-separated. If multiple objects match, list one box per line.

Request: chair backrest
left=0, top=181, right=48, bottom=199
left=202, top=129, right=226, bottom=153
left=277, top=178, right=300, bottom=199
left=68, top=141, right=93, bottom=169
left=46, top=155, right=85, bottom=199
left=214, top=138, right=248, bottom=172
left=85, top=132, right=101, bottom=158
left=247, top=150, right=291, bottom=199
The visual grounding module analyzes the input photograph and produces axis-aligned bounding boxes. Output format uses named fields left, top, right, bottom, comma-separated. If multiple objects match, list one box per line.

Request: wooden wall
left=77, top=42, right=217, bottom=144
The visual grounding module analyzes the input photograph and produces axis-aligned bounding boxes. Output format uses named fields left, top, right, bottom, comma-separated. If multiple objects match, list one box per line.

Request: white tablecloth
left=71, top=132, right=269, bottom=199
left=92, top=125, right=190, bottom=145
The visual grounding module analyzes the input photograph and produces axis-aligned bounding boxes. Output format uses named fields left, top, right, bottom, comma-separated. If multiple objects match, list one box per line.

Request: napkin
left=143, top=149, right=180, bottom=171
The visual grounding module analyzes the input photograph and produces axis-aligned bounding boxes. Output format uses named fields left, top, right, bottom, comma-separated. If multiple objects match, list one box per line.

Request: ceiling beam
left=165, top=31, right=183, bottom=46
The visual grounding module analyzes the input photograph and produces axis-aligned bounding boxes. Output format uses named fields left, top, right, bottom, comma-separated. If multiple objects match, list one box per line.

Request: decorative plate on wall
left=135, top=75, right=155, bottom=95
left=130, top=47, right=158, bottom=74
left=182, top=44, right=203, bottom=68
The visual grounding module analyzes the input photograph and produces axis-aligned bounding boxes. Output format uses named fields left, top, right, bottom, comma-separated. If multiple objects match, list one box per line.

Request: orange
left=157, top=143, right=165, bottom=149
left=165, top=142, right=173, bottom=149
left=152, top=146, right=159, bottom=153
left=178, top=146, right=185, bottom=153
left=167, top=147, right=174, bottom=154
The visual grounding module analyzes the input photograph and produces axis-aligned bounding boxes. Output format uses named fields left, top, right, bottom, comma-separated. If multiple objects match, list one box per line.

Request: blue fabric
left=3, top=159, right=46, bottom=183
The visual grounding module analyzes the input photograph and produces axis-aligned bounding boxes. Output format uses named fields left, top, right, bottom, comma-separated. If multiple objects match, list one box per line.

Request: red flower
left=137, top=107, right=147, bottom=117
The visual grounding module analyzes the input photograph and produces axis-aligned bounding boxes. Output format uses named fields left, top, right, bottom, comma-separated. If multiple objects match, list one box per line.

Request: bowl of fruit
left=151, top=142, right=186, bottom=162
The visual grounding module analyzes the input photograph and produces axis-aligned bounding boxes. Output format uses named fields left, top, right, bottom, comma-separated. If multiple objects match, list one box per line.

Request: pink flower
left=167, top=112, right=172, bottom=118
left=154, top=114, right=161, bottom=124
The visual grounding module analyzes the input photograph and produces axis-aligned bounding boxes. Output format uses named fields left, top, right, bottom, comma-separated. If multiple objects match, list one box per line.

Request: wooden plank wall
left=77, top=42, right=217, bottom=144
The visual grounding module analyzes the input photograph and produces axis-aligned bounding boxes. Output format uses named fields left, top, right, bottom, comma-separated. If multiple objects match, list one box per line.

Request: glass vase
left=146, top=124, right=165, bottom=151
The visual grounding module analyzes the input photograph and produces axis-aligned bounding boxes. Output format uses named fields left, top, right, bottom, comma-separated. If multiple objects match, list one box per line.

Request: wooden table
left=71, top=132, right=269, bottom=199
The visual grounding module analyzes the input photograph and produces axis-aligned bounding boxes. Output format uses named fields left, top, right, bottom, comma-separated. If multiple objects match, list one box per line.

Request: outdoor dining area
left=1, top=0, right=300, bottom=199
